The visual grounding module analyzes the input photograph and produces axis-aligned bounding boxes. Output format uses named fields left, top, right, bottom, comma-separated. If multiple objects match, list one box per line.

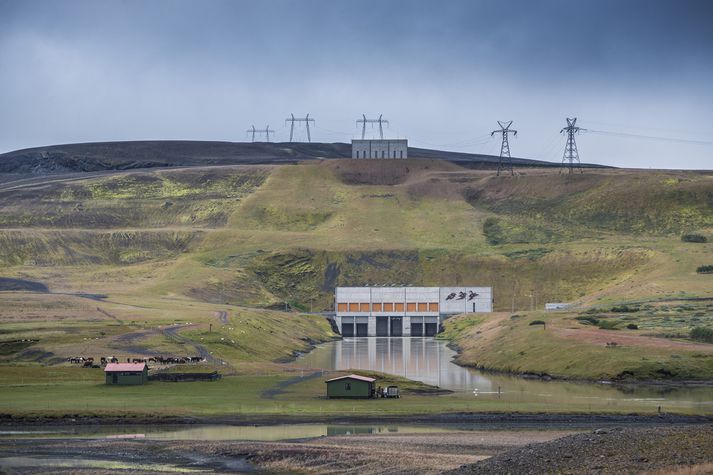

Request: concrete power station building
left=335, top=286, right=493, bottom=337
left=352, top=139, right=408, bottom=159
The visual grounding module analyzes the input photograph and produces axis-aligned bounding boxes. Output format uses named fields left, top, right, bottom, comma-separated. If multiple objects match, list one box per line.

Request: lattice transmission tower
left=491, top=120, right=517, bottom=176
left=356, top=114, right=389, bottom=139
left=560, top=117, right=585, bottom=174
left=285, top=113, right=315, bottom=142
left=246, top=125, right=275, bottom=142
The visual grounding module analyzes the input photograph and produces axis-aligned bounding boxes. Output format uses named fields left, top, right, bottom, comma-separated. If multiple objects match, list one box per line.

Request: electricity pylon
left=491, top=120, right=517, bottom=176
left=285, top=113, right=315, bottom=142
left=560, top=117, right=584, bottom=174
left=246, top=125, right=275, bottom=142
left=356, top=114, right=389, bottom=139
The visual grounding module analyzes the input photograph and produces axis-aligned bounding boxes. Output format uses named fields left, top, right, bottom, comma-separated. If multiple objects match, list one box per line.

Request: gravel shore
left=448, top=426, right=713, bottom=475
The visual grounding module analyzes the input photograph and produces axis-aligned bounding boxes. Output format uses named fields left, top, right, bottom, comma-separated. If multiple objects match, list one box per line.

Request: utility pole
left=356, top=114, right=389, bottom=139
left=560, top=117, right=585, bottom=174
left=491, top=120, right=517, bottom=176
left=246, top=125, right=275, bottom=142
left=285, top=113, right=315, bottom=142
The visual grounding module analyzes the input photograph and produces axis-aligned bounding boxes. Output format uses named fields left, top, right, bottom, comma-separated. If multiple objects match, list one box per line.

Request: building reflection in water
left=329, top=337, right=494, bottom=392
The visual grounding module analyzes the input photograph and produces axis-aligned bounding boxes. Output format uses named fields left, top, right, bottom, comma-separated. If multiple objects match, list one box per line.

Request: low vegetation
left=690, top=327, right=713, bottom=344
left=696, top=265, right=713, bottom=274
left=682, top=233, right=708, bottom=243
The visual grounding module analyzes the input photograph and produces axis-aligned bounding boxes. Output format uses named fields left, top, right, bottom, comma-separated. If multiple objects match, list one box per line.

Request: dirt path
left=261, top=370, right=323, bottom=399
left=109, top=323, right=223, bottom=365
left=214, top=310, right=228, bottom=324
left=552, top=325, right=713, bottom=353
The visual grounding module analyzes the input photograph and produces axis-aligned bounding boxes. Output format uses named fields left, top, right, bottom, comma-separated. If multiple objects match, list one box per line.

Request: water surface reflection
left=296, top=337, right=713, bottom=411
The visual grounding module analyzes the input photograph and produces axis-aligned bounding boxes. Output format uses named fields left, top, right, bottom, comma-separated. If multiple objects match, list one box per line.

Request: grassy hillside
left=0, top=158, right=712, bottom=385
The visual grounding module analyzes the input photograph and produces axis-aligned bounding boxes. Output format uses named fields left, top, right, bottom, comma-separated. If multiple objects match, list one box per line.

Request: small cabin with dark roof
left=104, top=362, right=148, bottom=385
left=325, top=374, right=376, bottom=399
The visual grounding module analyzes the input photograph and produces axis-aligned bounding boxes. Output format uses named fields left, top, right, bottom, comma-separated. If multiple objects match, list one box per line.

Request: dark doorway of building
left=356, top=323, right=368, bottom=336
left=342, top=322, right=354, bottom=337
left=390, top=317, right=403, bottom=337
left=376, top=318, right=389, bottom=336
left=424, top=322, right=438, bottom=336
left=411, top=322, right=423, bottom=336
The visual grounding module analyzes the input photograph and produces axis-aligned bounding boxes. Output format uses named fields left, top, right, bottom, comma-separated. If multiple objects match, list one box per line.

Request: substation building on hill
left=335, top=286, right=493, bottom=337
left=351, top=139, right=408, bottom=159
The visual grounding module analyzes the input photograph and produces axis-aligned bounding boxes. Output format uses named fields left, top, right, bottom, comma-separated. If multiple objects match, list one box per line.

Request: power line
left=356, top=114, right=389, bottom=139
left=246, top=125, right=275, bottom=142
left=586, top=129, right=713, bottom=147
left=491, top=120, right=517, bottom=176
left=285, top=113, right=315, bottom=142
left=560, top=117, right=584, bottom=174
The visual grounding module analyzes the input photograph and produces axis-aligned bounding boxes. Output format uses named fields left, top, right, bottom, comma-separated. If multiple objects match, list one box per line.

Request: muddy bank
left=2, top=412, right=712, bottom=429
left=0, top=429, right=572, bottom=474
left=3, top=426, right=712, bottom=474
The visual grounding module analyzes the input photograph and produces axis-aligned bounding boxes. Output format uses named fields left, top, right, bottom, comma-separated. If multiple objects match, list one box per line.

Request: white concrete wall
left=439, top=287, right=493, bottom=313
left=335, top=286, right=492, bottom=336
left=351, top=139, right=408, bottom=159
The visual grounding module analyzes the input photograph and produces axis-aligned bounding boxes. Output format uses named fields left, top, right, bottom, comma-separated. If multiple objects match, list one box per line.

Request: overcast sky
left=1, top=0, right=712, bottom=168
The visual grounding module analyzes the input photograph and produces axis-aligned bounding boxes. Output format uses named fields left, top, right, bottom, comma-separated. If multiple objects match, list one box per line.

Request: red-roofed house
left=325, top=374, right=376, bottom=398
left=104, top=362, right=148, bottom=385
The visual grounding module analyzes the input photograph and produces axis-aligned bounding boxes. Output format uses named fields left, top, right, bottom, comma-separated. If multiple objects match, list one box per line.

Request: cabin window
left=345, top=382, right=351, bottom=391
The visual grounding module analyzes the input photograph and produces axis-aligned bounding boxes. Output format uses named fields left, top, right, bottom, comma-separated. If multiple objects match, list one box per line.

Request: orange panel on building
left=417, top=303, right=428, bottom=311
left=395, top=303, right=404, bottom=311
left=359, top=303, right=370, bottom=312
left=384, top=303, right=394, bottom=311
left=406, top=303, right=416, bottom=311
left=337, top=303, right=347, bottom=312
left=372, top=303, right=382, bottom=312
left=429, top=302, right=439, bottom=312
left=348, top=303, right=359, bottom=311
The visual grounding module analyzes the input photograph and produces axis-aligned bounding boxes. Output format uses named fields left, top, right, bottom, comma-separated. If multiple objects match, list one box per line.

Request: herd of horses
left=67, top=355, right=206, bottom=368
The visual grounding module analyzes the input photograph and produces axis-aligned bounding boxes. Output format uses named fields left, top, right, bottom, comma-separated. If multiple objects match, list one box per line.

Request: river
left=295, top=337, right=713, bottom=412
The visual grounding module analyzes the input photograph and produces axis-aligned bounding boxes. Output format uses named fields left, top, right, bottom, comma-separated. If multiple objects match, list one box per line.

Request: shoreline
left=2, top=412, right=712, bottom=428
left=441, top=338, right=713, bottom=387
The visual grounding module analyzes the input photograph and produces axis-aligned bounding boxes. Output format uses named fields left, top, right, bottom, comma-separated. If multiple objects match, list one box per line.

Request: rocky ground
left=448, top=425, right=713, bottom=475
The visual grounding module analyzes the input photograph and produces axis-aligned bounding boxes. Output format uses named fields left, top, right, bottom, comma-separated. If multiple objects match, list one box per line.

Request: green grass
left=1, top=162, right=712, bottom=415
left=441, top=309, right=713, bottom=381
left=0, top=366, right=708, bottom=417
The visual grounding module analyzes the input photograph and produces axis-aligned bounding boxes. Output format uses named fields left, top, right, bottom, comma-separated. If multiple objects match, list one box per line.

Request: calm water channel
left=295, top=337, right=713, bottom=412
left=0, top=424, right=452, bottom=441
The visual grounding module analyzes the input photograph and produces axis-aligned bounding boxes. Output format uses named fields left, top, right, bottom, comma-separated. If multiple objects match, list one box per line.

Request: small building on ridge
left=352, top=139, right=408, bottom=159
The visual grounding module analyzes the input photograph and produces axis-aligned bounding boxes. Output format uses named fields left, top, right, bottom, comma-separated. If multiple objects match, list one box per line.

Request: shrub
left=696, top=265, right=713, bottom=274
left=529, top=320, right=546, bottom=328
left=690, top=326, right=713, bottom=343
left=597, top=320, right=619, bottom=330
left=610, top=305, right=640, bottom=313
left=575, top=316, right=599, bottom=325
left=483, top=217, right=505, bottom=245
left=626, top=323, right=639, bottom=330
left=682, top=234, right=707, bottom=243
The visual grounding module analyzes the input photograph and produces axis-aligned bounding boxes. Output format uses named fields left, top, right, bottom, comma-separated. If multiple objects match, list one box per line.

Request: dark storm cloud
left=0, top=0, right=711, bottom=168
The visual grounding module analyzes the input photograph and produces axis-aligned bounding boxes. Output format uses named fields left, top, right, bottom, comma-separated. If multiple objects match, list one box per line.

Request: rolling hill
left=0, top=140, right=601, bottom=175
left=0, top=146, right=711, bottom=384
